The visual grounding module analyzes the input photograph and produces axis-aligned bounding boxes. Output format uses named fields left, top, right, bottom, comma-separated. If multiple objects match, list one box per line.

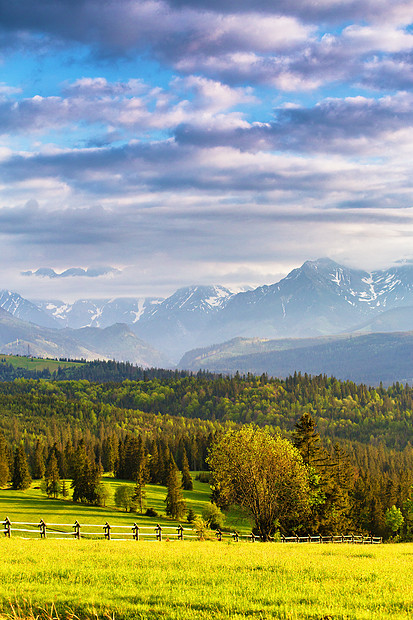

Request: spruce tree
left=71, top=443, right=102, bottom=504
left=0, top=432, right=9, bottom=487
left=44, top=452, right=61, bottom=498
left=32, top=440, right=45, bottom=479
left=12, top=445, right=32, bottom=490
left=165, top=456, right=186, bottom=520
left=293, top=412, right=335, bottom=534
left=132, top=436, right=149, bottom=513
left=181, top=449, right=193, bottom=491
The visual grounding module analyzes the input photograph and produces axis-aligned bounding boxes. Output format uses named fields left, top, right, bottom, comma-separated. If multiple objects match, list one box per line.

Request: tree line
left=0, top=370, right=412, bottom=539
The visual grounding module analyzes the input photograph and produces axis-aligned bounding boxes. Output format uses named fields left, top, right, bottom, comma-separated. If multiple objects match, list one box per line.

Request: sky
left=1, top=0, right=413, bottom=301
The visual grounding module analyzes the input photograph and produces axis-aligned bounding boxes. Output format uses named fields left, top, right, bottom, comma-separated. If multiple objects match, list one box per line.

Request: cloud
left=175, top=92, right=413, bottom=155
left=0, top=76, right=253, bottom=138
left=22, top=266, right=120, bottom=278
left=0, top=0, right=412, bottom=91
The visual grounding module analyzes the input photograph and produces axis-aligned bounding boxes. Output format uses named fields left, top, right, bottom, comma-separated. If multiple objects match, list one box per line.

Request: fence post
left=177, top=525, right=184, bottom=541
left=215, top=529, right=222, bottom=541
left=39, top=519, right=47, bottom=539
left=281, top=534, right=285, bottom=543
left=307, top=534, right=311, bottom=543
left=4, top=517, right=11, bottom=538
left=133, top=523, right=139, bottom=541
left=296, top=535, right=299, bottom=543
left=155, top=524, right=162, bottom=541
left=73, top=520, right=81, bottom=539
left=104, top=522, right=111, bottom=540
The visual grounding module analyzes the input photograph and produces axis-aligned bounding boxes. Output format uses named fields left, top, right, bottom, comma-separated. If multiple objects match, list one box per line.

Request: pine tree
left=12, top=445, right=32, bottom=490
left=32, top=440, right=45, bottom=479
left=61, top=479, right=69, bottom=498
left=44, top=452, right=61, bottom=498
left=293, top=412, right=337, bottom=534
left=132, top=436, right=149, bottom=513
left=181, top=449, right=193, bottom=491
left=165, top=455, right=186, bottom=520
left=71, top=442, right=102, bottom=504
left=149, top=441, right=159, bottom=483
left=0, top=432, right=9, bottom=487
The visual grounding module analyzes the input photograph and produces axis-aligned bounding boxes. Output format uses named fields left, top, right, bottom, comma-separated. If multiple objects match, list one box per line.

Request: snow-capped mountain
left=132, top=285, right=236, bottom=359
left=35, top=297, right=164, bottom=329
left=196, top=258, right=413, bottom=349
left=0, top=307, right=169, bottom=367
left=0, top=290, right=60, bottom=329
left=3, top=258, right=413, bottom=365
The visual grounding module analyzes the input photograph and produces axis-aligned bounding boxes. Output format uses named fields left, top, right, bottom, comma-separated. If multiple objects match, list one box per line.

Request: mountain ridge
left=3, top=257, right=413, bottom=364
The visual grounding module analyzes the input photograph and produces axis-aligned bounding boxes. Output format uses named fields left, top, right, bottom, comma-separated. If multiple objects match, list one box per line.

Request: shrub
left=202, top=502, right=225, bottom=530
left=145, top=507, right=159, bottom=517
left=195, top=472, right=212, bottom=484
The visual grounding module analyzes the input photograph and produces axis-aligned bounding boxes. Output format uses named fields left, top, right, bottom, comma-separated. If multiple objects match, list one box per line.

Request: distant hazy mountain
left=179, top=332, right=413, bottom=386
left=199, top=258, right=413, bottom=346
left=0, top=307, right=168, bottom=367
left=4, top=257, right=413, bottom=365
left=0, top=290, right=59, bottom=329
left=132, top=285, right=236, bottom=360
left=35, top=297, right=164, bottom=329
left=348, top=305, right=413, bottom=334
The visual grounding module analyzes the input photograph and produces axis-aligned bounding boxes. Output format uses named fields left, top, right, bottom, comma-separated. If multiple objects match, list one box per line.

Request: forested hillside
left=0, top=370, right=412, bottom=539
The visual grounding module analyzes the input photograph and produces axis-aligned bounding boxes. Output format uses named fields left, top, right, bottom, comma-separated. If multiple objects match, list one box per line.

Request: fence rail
left=1, top=517, right=382, bottom=543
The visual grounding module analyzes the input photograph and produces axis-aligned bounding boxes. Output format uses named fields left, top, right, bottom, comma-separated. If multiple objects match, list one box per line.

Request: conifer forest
left=0, top=360, right=412, bottom=541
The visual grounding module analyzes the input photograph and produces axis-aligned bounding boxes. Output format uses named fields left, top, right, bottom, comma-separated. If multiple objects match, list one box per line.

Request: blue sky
left=1, top=0, right=413, bottom=301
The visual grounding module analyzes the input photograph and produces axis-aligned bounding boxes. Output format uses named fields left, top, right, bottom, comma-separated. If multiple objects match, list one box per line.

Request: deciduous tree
left=208, top=425, right=310, bottom=540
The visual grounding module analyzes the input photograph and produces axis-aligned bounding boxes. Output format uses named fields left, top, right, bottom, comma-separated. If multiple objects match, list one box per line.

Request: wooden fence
left=1, top=517, right=382, bottom=543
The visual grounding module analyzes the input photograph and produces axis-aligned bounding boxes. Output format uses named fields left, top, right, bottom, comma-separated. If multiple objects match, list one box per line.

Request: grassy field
left=0, top=355, right=82, bottom=372
left=0, top=476, right=252, bottom=536
left=0, top=539, right=412, bottom=619
left=1, top=482, right=412, bottom=619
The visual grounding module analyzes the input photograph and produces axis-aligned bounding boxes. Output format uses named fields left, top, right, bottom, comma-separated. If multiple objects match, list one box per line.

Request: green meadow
left=0, top=481, right=412, bottom=619
left=0, top=539, right=412, bottom=619
left=0, top=355, right=81, bottom=372
left=0, top=477, right=252, bottom=535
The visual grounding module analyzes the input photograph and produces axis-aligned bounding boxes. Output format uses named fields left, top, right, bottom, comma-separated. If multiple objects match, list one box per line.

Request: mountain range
left=2, top=257, right=413, bottom=380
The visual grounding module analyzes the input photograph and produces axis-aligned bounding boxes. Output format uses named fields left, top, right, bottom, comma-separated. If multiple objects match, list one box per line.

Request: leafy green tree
left=0, top=432, right=10, bottom=487
left=202, top=502, right=225, bottom=530
left=12, top=445, right=32, bottom=490
left=165, top=456, right=186, bottom=520
left=181, top=449, right=193, bottom=491
left=385, top=505, right=404, bottom=534
left=208, top=425, right=310, bottom=540
left=114, top=485, right=136, bottom=512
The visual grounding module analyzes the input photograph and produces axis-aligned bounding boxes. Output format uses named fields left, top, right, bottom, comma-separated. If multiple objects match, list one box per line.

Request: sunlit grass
left=2, top=480, right=408, bottom=619
left=0, top=355, right=81, bottom=371
left=0, top=476, right=252, bottom=536
left=0, top=540, right=412, bottom=619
